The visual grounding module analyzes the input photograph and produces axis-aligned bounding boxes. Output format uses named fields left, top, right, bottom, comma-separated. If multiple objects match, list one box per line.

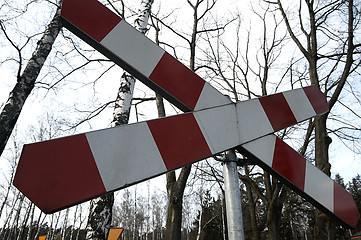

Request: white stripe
left=304, top=161, right=334, bottom=212
left=236, top=99, right=274, bottom=144
left=194, top=82, right=233, bottom=111
left=85, top=123, right=166, bottom=192
left=242, top=134, right=276, bottom=167
left=101, top=20, right=165, bottom=77
left=283, top=88, right=316, bottom=122
left=194, top=104, right=239, bottom=154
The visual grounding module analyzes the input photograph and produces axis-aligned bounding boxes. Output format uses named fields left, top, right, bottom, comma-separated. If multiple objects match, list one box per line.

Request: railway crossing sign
left=13, top=0, right=359, bottom=229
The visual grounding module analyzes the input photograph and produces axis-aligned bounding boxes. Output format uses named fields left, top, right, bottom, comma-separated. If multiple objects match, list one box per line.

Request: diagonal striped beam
left=14, top=87, right=328, bottom=213
left=60, top=0, right=230, bottom=112
left=238, top=135, right=360, bottom=229
left=235, top=86, right=328, bottom=145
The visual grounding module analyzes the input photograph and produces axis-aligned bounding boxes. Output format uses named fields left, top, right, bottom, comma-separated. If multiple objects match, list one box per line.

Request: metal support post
left=223, top=150, right=245, bottom=240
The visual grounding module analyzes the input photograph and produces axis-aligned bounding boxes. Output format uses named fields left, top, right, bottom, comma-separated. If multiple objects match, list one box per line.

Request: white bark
left=111, top=73, right=135, bottom=127
left=86, top=0, right=154, bottom=239
left=135, top=0, right=154, bottom=34
left=61, top=208, right=69, bottom=239
left=0, top=6, right=62, bottom=156
left=111, top=0, right=154, bottom=127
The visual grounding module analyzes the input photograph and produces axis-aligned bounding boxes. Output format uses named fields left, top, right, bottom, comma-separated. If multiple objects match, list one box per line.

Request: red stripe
left=303, top=85, right=329, bottom=115
left=333, top=182, right=360, bottom=228
left=259, top=93, right=297, bottom=131
left=272, top=137, right=306, bottom=190
left=149, top=52, right=205, bottom=110
left=13, top=134, right=106, bottom=213
left=61, top=0, right=121, bottom=42
left=147, top=113, right=212, bottom=170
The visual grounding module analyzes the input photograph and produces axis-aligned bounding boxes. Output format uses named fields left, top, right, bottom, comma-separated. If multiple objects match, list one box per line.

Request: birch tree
left=348, top=174, right=361, bottom=232
left=85, top=0, right=154, bottom=239
left=0, top=1, right=62, bottom=157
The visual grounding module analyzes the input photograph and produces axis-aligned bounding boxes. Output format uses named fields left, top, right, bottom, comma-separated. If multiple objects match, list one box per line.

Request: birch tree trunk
left=16, top=201, right=32, bottom=240
left=85, top=1, right=154, bottom=239
left=0, top=3, right=62, bottom=157
left=26, top=204, right=35, bottom=240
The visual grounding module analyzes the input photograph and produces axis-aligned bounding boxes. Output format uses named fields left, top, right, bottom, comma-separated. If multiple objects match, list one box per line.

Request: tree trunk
left=266, top=204, right=281, bottom=240
left=314, top=1, right=356, bottom=237
left=0, top=4, right=62, bottom=157
left=313, top=114, right=333, bottom=240
left=276, top=0, right=357, bottom=238
left=26, top=204, right=35, bottom=240
left=85, top=0, right=153, bottom=239
left=155, top=93, right=191, bottom=240
left=154, top=93, right=191, bottom=239
left=307, top=2, right=332, bottom=238
left=196, top=205, right=204, bottom=240
left=86, top=194, right=115, bottom=239
left=244, top=166, right=260, bottom=240
left=264, top=172, right=285, bottom=240
left=164, top=167, right=192, bottom=240
left=152, top=10, right=194, bottom=237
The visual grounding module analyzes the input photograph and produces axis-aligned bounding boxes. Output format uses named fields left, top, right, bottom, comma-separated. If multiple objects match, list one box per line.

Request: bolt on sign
left=13, top=0, right=359, bottom=229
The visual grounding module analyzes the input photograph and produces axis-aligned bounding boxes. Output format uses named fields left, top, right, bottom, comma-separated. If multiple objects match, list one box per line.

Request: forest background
left=0, top=0, right=361, bottom=239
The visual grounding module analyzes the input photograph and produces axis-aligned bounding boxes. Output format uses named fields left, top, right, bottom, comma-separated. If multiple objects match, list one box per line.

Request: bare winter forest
left=0, top=0, right=361, bottom=239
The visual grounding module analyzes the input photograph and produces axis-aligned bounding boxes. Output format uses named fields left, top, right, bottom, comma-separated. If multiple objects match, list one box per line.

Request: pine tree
left=348, top=174, right=361, bottom=232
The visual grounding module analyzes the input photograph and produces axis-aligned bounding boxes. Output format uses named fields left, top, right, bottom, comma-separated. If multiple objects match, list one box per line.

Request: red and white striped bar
left=240, top=134, right=360, bottom=228
left=195, top=86, right=328, bottom=154
left=61, top=0, right=230, bottom=112
left=236, top=86, right=328, bottom=144
left=14, top=87, right=328, bottom=213
left=14, top=110, right=219, bottom=213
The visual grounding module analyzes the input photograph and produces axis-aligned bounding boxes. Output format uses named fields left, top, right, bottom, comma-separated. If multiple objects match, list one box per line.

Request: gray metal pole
left=223, top=150, right=245, bottom=240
